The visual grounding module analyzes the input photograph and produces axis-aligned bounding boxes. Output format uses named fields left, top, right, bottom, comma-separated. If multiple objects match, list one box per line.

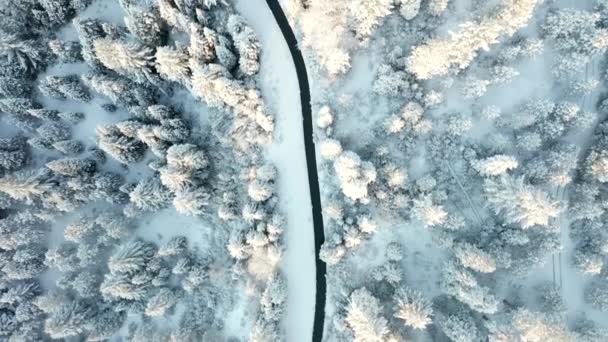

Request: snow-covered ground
left=235, top=1, right=316, bottom=340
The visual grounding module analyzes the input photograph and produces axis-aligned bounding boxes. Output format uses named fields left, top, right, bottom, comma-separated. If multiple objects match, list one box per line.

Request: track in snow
left=264, top=1, right=327, bottom=341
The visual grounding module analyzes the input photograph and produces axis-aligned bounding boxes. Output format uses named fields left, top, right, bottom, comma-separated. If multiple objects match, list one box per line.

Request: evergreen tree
left=124, top=6, right=167, bottom=46
left=155, top=46, right=190, bottom=84
left=0, top=34, right=44, bottom=71
left=484, top=176, right=561, bottom=228
left=144, top=288, right=177, bottom=316
left=227, top=15, right=260, bottom=76
left=96, top=125, right=146, bottom=164
left=345, top=288, right=389, bottom=342
left=44, top=300, right=95, bottom=339
left=46, top=157, right=95, bottom=176
left=93, top=38, right=154, bottom=82
left=108, top=240, right=155, bottom=274
left=393, top=286, right=433, bottom=330
left=48, top=39, right=82, bottom=63
left=0, top=171, right=50, bottom=204
left=129, top=177, right=171, bottom=212
left=52, top=140, right=84, bottom=155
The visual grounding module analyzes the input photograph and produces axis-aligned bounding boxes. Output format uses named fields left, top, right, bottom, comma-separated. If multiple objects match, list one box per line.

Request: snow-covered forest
left=286, top=0, right=608, bottom=341
left=0, top=0, right=294, bottom=340
left=3, top=0, right=608, bottom=340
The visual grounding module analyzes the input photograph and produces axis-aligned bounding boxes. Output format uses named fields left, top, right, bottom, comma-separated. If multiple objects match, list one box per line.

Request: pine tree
left=248, top=179, right=273, bottom=202
left=93, top=38, right=155, bottom=82
left=160, top=144, right=208, bottom=192
left=453, top=242, right=497, bottom=273
left=173, top=188, right=210, bottom=216
left=438, top=310, right=478, bottom=342
left=412, top=196, right=447, bottom=227
left=189, top=24, right=217, bottom=63
left=0, top=34, right=44, bottom=71
left=129, top=177, right=171, bottom=211
left=512, top=309, right=574, bottom=341
left=215, top=34, right=238, bottom=70
left=543, top=9, right=608, bottom=56
left=441, top=262, right=499, bottom=314
left=124, top=6, right=167, bottom=46
left=0, top=136, right=27, bottom=171
left=428, top=0, right=449, bottom=16
left=334, top=151, right=377, bottom=202
left=227, top=15, right=261, bottom=76
left=96, top=125, right=146, bottom=164
left=407, top=0, right=539, bottom=79
left=158, top=236, right=187, bottom=257
left=155, top=46, right=190, bottom=84
left=0, top=170, right=50, bottom=204
left=44, top=300, right=95, bottom=339
left=154, top=118, right=190, bottom=142
left=108, top=240, right=155, bottom=274
left=345, top=288, right=389, bottom=342
left=484, top=175, right=561, bottom=228
left=588, top=150, right=608, bottom=183
left=393, top=287, right=433, bottom=330
left=260, top=273, right=287, bottom=321
left=86, top=307, right=125, bottom=341
left=45, top=242, right=79, bottom=273
left=192, top=62, right=273, bottom=131
left=64, top=216, right=97, bottom=243
left=52, top=140, right=84, bottom=155
left=48, top=39, right=82, bottom=63
left=144, top=288, right=177, bottom=316
left=46, top=157, right=96, bottom=176
left=585, top=282, right=608, bottom=311
left=39, top=75, right=90, bottom=102
left=399, top=0, right=421, bottom=20
left=346, top=0, right=393, bottom=41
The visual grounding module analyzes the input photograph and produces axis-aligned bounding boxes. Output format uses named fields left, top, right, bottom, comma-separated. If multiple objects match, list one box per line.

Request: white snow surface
left=235, top=0, right=316, bottom=340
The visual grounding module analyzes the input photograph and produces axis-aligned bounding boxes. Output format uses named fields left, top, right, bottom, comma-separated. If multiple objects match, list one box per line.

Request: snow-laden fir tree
left=172, top=188, right=210, bottom=216
left=46, top=157, right=95, bottom=176
left=159, top=143, right=208, bottom=192
left=412, top=196, right=447, bottom=227
left=145, top=288, right=177, bottom=316
left=155, top=46, right=190, bottom=84
left=512, top=309, right=574, bottom=341
left=345, top=288, right=389, bottom=342
left=585, top=282, right=608, bottom=311
left=393, top=286, right=433, bottom=330
left=0, top=170, right=50, bottom=204
left=93, top=38, right=154, bottom=82
left=129, top=177, right=172, bottom=212
left=108, top=240, right=155, bottom=274
left=96, top=125, right=145, bottom=164
left=43, top=300, right=94, bottom=339
left=39, top=75, right=91, bottom=102
left=334, top=151, right=377, bottom=202
left=124, top=6, right=166, bottom=46
left=437, top=309, right=478, bottom=342
left=227, top=15, right=260, bottom=76
left=157, top=236, right=187, bottom=257
left=398, top=0, right=421, bottom=20
left=407, top=0, right=539, bottom=79
left=453, top=242, right=497, bottom=273
left=484, top=175, right=561, bottom=228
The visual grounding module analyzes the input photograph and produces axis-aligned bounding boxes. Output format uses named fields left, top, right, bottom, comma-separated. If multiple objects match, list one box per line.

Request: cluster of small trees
left=288, top=0, right=393, bottom=75
left=542, top=8, right=608, bottom=79
left=407, top=0, right=540, bottom=79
